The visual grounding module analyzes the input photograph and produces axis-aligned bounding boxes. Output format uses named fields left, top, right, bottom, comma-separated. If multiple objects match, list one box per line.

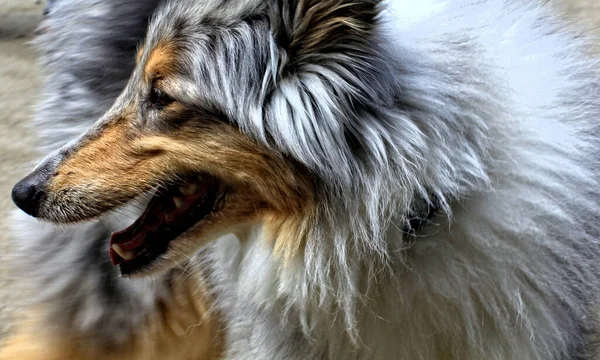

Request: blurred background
left=0, top=0, right=598, bottom=342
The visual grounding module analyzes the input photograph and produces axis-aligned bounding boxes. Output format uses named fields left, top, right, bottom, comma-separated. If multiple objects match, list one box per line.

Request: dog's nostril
left=11, top=174, right=47, bottom=218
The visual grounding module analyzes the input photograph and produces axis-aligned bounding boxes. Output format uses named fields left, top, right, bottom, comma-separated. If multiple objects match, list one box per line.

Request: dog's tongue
left=109, top=195, right=164, bottom=265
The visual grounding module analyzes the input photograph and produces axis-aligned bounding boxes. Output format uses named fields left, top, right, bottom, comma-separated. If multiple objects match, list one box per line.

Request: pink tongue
left=110, top=228, right=153, bottom=266
left=113, top=233, right=145, bottom=250
left=108, top=184, right=208, bottom=265
left=109, top=231, right=147, bottom=266
left=109, top=206, right=164, bottom=265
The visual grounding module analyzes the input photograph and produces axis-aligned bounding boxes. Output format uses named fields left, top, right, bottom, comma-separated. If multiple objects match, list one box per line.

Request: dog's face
left=12, top=0, right=380, bottom=275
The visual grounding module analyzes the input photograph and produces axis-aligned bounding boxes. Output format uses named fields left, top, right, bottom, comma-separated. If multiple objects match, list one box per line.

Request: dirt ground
left=0, top=0, right=43, bottom=337
left=0, top=0, right=598, bottom=344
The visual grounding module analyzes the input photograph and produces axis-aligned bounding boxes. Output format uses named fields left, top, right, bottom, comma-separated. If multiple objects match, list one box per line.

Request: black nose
left=11, top=168, right=50, bottom=217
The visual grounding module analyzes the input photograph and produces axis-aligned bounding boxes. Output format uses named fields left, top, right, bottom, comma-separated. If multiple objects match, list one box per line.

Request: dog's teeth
left=173, top=197, right=185, bottom=209
left=112, top=244, right=135, bottom=261
left=179, top=183, right=198, bottom=196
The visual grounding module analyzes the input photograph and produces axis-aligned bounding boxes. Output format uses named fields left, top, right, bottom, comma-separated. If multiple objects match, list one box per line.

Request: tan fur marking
left=131, top=121, right=313, bottom=214
left=0, top=274, right=223, bottom=360
left=136, top=44, right=145, bottom=64
left=144, top=42, right=177, bottom=81
left=47, top=120, right=170, bottom=216
left=48, top=101, right=316, bottom=262
left=53, top=123, right=132, bottom=185
left=264, top=209, right=315, bottom=262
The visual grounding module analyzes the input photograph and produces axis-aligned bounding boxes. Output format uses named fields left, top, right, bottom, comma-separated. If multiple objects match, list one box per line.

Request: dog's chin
left=109, top=174, right=227, bottom=277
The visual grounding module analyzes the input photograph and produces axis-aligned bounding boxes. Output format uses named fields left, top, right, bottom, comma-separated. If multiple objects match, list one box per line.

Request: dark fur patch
left=272, top=0, right=379, bottom=68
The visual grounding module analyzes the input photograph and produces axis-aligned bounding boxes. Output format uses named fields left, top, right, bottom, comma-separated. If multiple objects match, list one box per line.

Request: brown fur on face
left=45, top=119, right=165, bottom=221
left=48, top=112, right=313, bottom=211
left=39, top=32, right=317, bottom=265
left=142, top=42, right=179, bottom=82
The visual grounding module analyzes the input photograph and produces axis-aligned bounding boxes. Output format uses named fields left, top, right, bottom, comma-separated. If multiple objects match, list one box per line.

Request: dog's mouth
left=109, top=175, right=222, bottom=276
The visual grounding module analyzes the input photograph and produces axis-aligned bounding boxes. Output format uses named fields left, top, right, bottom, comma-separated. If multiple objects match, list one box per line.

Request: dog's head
left=12, top=0, right=398, bottom=276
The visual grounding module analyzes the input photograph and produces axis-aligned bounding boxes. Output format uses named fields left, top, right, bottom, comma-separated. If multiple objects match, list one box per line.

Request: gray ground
left=0, top=0, right=598, bottom=345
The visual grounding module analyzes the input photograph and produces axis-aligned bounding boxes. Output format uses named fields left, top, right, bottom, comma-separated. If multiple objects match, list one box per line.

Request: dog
left=2, top=0, right=600, bottom=359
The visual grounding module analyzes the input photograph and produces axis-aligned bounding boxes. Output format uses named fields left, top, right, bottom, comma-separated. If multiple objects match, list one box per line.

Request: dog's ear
left=271, top=0, right=379, bottom=68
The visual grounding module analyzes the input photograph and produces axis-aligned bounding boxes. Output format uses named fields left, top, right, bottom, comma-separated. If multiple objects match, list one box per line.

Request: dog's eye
left=149, top=87, right=174, bottom=110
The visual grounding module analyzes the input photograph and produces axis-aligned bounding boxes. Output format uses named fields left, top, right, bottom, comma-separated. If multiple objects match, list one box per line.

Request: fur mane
left=202, top=0, right=600, bottom=358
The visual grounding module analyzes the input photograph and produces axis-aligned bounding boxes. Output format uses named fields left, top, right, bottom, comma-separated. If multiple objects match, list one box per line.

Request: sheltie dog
left=3, top=0, right=600, bottom=359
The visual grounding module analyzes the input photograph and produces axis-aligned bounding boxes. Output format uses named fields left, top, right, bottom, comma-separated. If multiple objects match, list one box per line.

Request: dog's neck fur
left=203, top=1, right=600, bottom=359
